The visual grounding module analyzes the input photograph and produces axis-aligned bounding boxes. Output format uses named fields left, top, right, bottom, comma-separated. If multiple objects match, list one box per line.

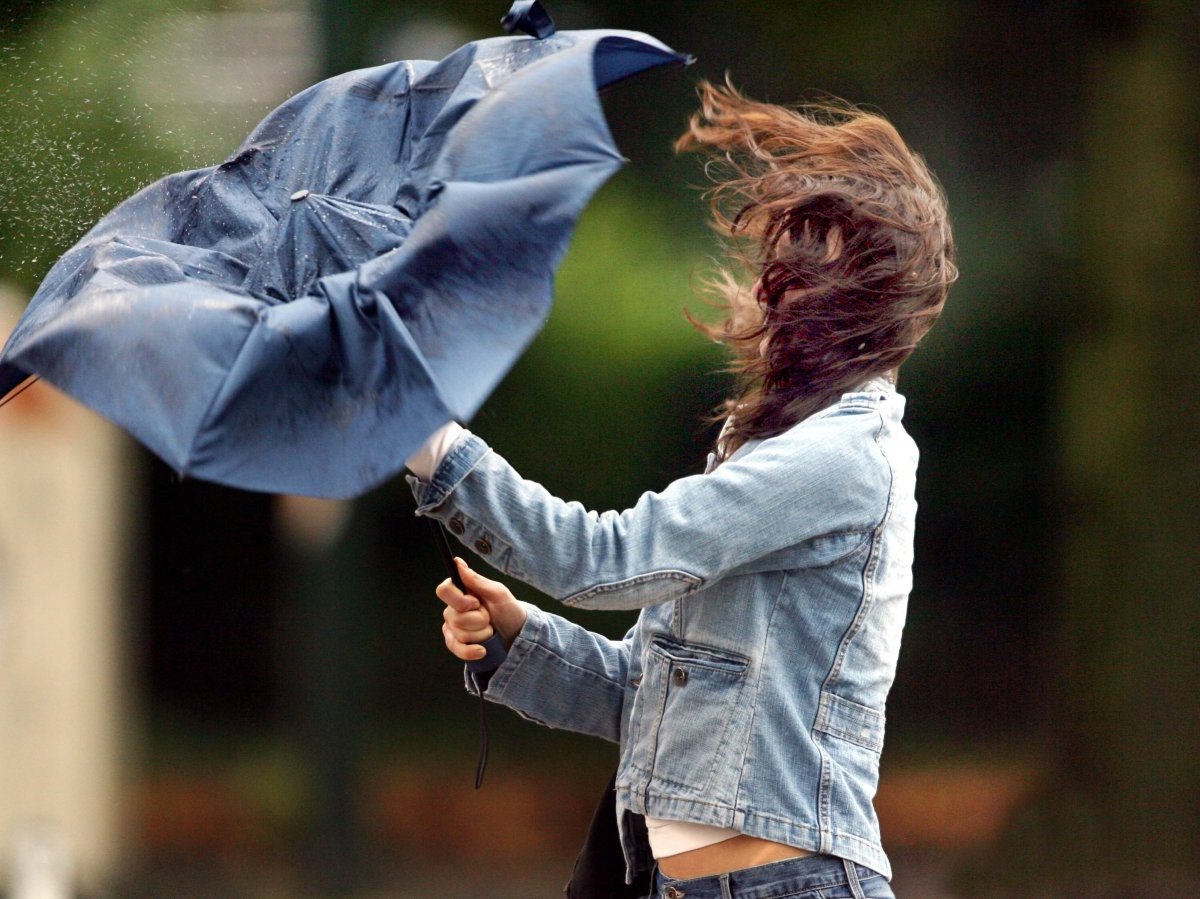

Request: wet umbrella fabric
left=0, top=29, right=685, bottom=498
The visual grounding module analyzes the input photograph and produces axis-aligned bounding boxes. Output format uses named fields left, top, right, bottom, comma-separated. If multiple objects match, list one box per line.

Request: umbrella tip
left=501, top=1, right=555, bottom=40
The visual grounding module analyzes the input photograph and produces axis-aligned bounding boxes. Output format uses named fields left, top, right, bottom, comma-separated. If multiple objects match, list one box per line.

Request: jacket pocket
left=812, top=691, right=886, bottom=842
left=813, top=691, right=885, bottom=753
left=631, top=636, right=751, bottom=804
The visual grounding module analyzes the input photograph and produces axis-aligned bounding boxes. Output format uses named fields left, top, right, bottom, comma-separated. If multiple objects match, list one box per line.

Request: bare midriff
left=657, top=834, right=816, bottom=880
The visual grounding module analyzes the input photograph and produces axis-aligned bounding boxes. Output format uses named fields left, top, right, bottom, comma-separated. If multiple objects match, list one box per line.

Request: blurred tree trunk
left=972, top=2, right=1200, bottom=892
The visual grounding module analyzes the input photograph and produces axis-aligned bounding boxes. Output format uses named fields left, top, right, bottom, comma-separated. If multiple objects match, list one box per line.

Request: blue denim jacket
left=408, top=378, right=915, bottom=881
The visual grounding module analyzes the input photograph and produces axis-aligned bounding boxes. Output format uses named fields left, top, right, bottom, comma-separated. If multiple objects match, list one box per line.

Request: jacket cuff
left=406, top=432, right=490, bottom=515
left=462, top=601, right=548, bottom=704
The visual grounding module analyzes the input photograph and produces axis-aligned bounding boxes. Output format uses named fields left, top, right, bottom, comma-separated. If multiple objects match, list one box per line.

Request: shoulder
left=723, top=384, right=905, bottom=516
left=744, top=383, right=901, bottom=466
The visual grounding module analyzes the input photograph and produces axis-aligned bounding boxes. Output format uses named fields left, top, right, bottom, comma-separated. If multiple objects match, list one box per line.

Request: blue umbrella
left=0, top=3, right=687, bottom=500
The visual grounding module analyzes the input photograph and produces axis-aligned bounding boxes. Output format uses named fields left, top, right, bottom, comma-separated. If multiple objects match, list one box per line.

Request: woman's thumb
left=456, top=557, right=506, bottom=601
left=454, top=557, right=526, bottom=645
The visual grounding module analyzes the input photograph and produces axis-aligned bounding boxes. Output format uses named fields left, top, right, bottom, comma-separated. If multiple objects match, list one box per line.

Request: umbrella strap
left=427, top=519, right=500, bottom=789
left=470, top=670, right=493, bottom=789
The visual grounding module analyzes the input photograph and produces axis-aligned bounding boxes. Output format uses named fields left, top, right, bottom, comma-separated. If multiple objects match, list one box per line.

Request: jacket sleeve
left=473, top=603, right=633, bottom=743
left=408, top=404, right=892, bottom=610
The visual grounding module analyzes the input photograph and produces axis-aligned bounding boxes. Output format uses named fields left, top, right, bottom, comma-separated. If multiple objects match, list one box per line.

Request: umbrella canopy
left=0, top=16, right=686, bottom=498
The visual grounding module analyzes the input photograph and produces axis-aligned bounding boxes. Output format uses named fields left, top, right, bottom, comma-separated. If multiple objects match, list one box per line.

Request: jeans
left=650, top=855, right=895, bottom=899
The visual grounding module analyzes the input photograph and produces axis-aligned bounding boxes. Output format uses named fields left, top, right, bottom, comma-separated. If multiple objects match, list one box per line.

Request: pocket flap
left=649, top=636, right=749, bottom=674
left=814, top=691, right=885, bottom=753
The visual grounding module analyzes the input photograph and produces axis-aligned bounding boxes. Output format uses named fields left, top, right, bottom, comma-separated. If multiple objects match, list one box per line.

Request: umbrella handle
left=428, top=519, right=508, bottom=674
left=429, top=518, right=507, bottom=789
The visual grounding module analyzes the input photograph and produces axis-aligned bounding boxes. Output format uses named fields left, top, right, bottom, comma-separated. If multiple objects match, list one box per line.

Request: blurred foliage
left=0, top=0, right=199, bottom=286
left=955, top=2, right=1200, bottom=891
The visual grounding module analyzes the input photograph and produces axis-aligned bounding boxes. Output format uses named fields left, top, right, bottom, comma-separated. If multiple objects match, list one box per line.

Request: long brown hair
left=677, top=80, right=956, bottom=458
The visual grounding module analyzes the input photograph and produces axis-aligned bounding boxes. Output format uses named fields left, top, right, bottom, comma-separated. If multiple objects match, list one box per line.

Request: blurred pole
left=277, top=495, right=368, bottom=896
left=0, top=285, right=129, bottom=896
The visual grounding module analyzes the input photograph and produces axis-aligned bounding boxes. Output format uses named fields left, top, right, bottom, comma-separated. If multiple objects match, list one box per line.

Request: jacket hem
left=618, top=787, right=892, bottom=881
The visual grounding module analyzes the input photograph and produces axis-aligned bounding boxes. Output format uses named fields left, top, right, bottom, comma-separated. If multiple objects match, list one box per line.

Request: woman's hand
left=436, top=557, right=528, bottom=663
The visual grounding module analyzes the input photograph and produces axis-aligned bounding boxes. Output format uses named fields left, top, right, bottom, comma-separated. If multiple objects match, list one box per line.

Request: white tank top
left=644, top=816, right=741, bottom=858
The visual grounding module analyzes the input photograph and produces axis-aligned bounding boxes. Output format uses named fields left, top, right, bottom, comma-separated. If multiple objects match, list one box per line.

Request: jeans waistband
left=652, top=854, right=891, bottom=899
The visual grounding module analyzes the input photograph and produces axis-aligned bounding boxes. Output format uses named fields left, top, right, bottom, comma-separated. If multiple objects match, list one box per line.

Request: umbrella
left=0, top=2, right=688, bottom=500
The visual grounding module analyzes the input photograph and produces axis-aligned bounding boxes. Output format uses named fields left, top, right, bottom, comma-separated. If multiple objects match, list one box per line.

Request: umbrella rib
left=183, top=321, right=262, bottom=475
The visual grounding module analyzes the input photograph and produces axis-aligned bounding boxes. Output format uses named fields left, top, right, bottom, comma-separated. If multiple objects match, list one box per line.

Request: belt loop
left=720, top=872, right=734, bottom=899
left=843, top=857, right=867, bottom=899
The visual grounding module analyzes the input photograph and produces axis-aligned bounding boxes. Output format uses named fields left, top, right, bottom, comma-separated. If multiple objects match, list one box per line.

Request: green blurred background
left=0, top=0, right=1196, bottom=896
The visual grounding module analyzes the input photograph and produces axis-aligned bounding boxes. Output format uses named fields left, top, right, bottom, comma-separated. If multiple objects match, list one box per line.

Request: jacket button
left=474, top=537, right=492, bottom=555
left=672, top=668, right=688, bottom=687
left=447, top=517, right=465, bottom=535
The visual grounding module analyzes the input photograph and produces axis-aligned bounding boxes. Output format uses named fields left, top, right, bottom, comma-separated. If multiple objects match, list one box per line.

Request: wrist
left=498, top=601, right=533, bottom=648
left=405, top=421, right=466, bottom=480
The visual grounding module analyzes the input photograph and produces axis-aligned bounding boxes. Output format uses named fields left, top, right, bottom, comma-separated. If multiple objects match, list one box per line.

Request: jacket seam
left=812, top=409, right=892, bottom=851
left=562, top=569, right=703, bottom=607
left=821, top=410, right=893, bottom=690
left=794, top=529, right=874, bottom=570
left=731, top=570, right=787, bottom=816
left=641, top=653, right=671, bottom=807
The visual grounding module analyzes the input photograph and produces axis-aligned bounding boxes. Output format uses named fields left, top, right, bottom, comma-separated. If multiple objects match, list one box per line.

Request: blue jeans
left=651, top=855, right=895, bottom=899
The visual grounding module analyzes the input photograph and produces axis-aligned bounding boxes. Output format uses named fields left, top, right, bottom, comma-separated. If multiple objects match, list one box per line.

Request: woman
left=407, top=81, right=955, bottom=899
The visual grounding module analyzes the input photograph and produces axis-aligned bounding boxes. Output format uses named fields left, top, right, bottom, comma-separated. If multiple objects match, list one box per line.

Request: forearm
left=477, top=604, right=631, bottom=743
left=408, top=412, right=891, bottom=610
left=409, top=435, right=707, bottom=608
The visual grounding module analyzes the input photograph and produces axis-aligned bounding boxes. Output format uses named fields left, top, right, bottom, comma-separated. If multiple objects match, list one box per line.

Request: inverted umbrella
left=0, top=3, right=687, bottom=500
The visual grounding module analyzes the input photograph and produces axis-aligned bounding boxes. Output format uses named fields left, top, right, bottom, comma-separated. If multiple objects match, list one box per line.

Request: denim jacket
left=408, top=378, right=916, bottom=881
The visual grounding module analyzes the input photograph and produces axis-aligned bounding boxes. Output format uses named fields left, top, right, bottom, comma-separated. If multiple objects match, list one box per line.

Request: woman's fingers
left=442, top=604, right=495, bottom=644
left=434, top=557, right=528, bottom=657
left=435, top=576, right=477, bottom=611
left=443, top=604, right=490, bottom=630
left=455, top=558, right=528, bottom=645
left=442, top=621, right=488, bottom=662
left=437, top=577, right=495, bottom=651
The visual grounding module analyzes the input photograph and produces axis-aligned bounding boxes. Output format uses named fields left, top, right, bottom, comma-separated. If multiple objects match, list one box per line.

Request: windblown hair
left=677, top=80, right=957, bottom=458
